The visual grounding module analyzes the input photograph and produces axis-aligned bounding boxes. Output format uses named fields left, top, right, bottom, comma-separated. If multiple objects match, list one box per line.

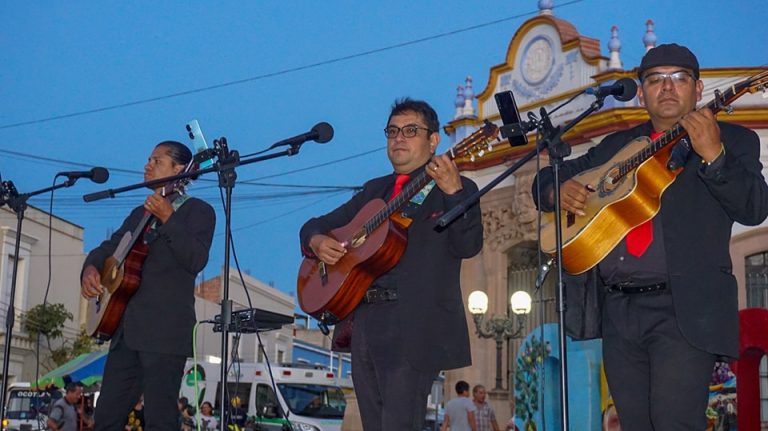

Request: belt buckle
left=364, top=289, right=376, bottom=303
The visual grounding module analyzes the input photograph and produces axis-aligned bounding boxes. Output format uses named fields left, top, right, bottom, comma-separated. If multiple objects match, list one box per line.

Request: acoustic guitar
left=540, top=71, right=768, bottom=275
left=86, top=161, right=197, bottom=341
left=297, top=121, right=501, bottom=325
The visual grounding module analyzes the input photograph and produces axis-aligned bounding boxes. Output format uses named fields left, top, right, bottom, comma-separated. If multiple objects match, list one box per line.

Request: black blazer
left=300, top=169, right=483, bottom=371
left=534, top=121, right=768, bottom=357
left=83, top=197, right=216, bottom=356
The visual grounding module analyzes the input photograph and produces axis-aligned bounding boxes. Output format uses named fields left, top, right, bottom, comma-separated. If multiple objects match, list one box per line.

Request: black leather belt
left=362, top=288, right=398, bottom=304
left=607, top=282, right=667, bottom=294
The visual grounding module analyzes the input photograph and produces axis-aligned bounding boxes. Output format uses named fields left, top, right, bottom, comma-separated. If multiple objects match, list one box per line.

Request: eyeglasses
left=384, top=124, right=432, bottom=139
left=641, top=71, right=695, bottom=87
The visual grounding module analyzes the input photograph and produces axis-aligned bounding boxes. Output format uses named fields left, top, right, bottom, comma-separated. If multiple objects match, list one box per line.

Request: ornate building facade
left=444, top=2, right=768, bottom=427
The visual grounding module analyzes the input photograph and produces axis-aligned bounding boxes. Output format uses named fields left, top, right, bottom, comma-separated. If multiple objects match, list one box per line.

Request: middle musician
left=299, top=97, right=483, bottom=431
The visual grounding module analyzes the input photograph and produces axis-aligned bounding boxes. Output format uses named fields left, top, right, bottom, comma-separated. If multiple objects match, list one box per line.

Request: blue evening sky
left=2, top=1, right=765, bottom=314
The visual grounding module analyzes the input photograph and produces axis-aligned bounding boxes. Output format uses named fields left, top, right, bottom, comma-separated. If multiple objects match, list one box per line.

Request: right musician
left=532, top=43, right=768, bottom=430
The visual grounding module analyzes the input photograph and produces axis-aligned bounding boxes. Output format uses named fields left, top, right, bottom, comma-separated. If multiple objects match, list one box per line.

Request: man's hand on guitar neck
left=81, top=265, right=104, bottom=299
left=309, top=234, right=347, bottom=265
left=426, top=154, right=463, bottom=195
left=145, top=191, right=174, bottom=223
left=678, top=109, right=723, bottom=164
left=550, top=179, right=595, bottom=216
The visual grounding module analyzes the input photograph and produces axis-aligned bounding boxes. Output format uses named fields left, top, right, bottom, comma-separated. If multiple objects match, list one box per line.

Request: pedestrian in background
left=472, top=384, right=499, bottom=431
left=442, top=380, right=477, bottom=431
left=47, top=382, right=82, bottom=431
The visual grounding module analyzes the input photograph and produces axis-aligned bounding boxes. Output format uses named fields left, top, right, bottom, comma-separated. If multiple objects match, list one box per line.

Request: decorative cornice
left=477, top=15, right=607, bottom=103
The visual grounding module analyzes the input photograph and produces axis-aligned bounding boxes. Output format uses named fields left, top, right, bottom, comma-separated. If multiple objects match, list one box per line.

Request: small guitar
left=296, top=121, right=501, bottom=326
left=540, top=70, right=768, bottom=275
left=86, top=161, right=197, bottom=341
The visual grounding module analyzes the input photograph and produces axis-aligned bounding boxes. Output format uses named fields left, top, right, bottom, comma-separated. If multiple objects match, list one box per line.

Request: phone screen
left=494, top=91, right=528, bottom=147
left=185, top=120, right=214, bottom=169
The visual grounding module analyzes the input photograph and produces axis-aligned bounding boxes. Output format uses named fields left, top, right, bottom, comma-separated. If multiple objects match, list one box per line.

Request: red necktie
left=625, top=131, right=664, bottom=258
left=388, top=174, right=410, bottom=201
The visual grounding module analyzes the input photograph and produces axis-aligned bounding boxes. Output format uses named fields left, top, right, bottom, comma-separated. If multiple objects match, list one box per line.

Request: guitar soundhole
left=350, top=232, right=367, bottom=248
left=599, top=165, right=624, bottom=197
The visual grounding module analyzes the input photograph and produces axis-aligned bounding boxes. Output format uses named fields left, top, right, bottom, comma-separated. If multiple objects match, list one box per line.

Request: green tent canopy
left=35, top=350, right=107, bottom=389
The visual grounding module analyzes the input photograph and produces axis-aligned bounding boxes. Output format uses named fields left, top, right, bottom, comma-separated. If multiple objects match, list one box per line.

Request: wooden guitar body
left=540, top=136, right=681, bottom=274
left=86, top=243, right=148, bottom=341
left=539, top=70, right=768, bottom=274
left=297, top=198, right=408, bottom=324
left=295, top=121, right=503, bottom=325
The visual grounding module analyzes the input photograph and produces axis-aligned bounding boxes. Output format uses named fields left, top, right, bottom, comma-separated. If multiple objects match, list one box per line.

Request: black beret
left=638, top=43, right=700, bottom=80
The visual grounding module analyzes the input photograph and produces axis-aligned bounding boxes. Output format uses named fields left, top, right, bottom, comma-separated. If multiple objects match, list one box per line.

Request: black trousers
left=94, top=328, right=187, bottom=431
left=602, top=289, right=716, bottom=431
left=351, top=301, right=437, bottom=431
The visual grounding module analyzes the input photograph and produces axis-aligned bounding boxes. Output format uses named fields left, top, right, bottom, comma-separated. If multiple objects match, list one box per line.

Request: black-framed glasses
left=384, top=124, right=432, bottom=139
left=641, top=70, right=694, bottom=87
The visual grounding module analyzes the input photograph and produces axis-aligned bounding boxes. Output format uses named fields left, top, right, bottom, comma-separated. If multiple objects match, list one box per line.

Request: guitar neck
left=112, top=211, right=154, bottom=264
left=623, top=77, right=753, bottom=176
left=355, top=120, right=500, bottom=236
left=363, top=151, right=458, bottom=235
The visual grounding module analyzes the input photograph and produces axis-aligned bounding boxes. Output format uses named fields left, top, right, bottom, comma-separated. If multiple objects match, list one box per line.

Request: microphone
left=57, top=167, right=110, bottom=184
left=270, top=122, right=334, bottom=149
left=586, top=77, right=638, bottom=102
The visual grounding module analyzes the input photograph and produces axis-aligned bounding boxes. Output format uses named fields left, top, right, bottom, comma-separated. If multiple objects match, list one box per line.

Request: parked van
left=180, top=361, right=348, bottom=431
left=1, top=382, right=54, bottom=431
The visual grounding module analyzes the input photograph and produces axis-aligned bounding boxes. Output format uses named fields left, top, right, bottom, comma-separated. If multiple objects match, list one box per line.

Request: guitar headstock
left=449, top=120, right=502, bottom=162
left=161, top=159, right=198, bottom=198
left=744, top=70, right=768, bottom=96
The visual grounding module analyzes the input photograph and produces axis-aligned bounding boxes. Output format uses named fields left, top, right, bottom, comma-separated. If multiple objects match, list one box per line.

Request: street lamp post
left=468, top=290, right=532, bottom=391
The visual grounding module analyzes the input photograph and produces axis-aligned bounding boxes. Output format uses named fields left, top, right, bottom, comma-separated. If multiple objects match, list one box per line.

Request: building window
left=257, top=344, right=265, bottom=363
left=746, top=251, right=768, bottom=308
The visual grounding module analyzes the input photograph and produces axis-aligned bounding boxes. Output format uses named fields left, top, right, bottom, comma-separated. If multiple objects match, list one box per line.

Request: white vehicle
left=2, top=382, right=55, bottom=431
left=180, top=361, right=348, bottom=431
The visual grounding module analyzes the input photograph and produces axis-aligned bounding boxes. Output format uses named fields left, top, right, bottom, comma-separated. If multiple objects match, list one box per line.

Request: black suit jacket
left=300, top=169, right=483, bottom=371
left=83, top=197, right=216, bottom=356
left=534, top=121, right=768, bottom=358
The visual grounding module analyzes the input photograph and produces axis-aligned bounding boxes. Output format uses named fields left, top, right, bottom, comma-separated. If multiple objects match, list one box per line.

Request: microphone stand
left=0, top=177, right=92, bottom=420
left=438, top=95, right=609, bottom=431
left=84, top=138, right=308, bottom=431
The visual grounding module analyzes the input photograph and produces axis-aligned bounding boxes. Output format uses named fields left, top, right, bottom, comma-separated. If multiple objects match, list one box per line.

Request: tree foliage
left=23, top=303, right=72, bottom=342
left=22, top=303, right=96, bottom=367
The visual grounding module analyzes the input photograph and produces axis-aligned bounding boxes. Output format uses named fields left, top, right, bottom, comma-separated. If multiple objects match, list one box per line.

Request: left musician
left=80, top=141, right=216, bottom=430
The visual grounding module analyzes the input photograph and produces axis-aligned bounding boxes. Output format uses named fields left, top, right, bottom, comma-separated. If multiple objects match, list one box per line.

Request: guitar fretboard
left=358, top=121, right=499, bottom=236
left=613, top=77, right=751, bottom=181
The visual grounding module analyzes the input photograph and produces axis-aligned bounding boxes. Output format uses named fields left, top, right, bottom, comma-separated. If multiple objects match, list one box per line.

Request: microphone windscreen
left=615, top=77, right=638, bottom=102
left=312, top=122, right=334, bottom=144
left=90, top=167, right=110, bottom=184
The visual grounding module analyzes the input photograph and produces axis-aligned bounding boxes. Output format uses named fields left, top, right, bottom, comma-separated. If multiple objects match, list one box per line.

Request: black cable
left=211, top=165, right=295, bottom=429
left=225, top=189, right=350, bottom=235
left=534, top=127, right=548, bottom=431
left=0, top=2, right=592, bottom=131
left=31, top=176, right=58, bottom=429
